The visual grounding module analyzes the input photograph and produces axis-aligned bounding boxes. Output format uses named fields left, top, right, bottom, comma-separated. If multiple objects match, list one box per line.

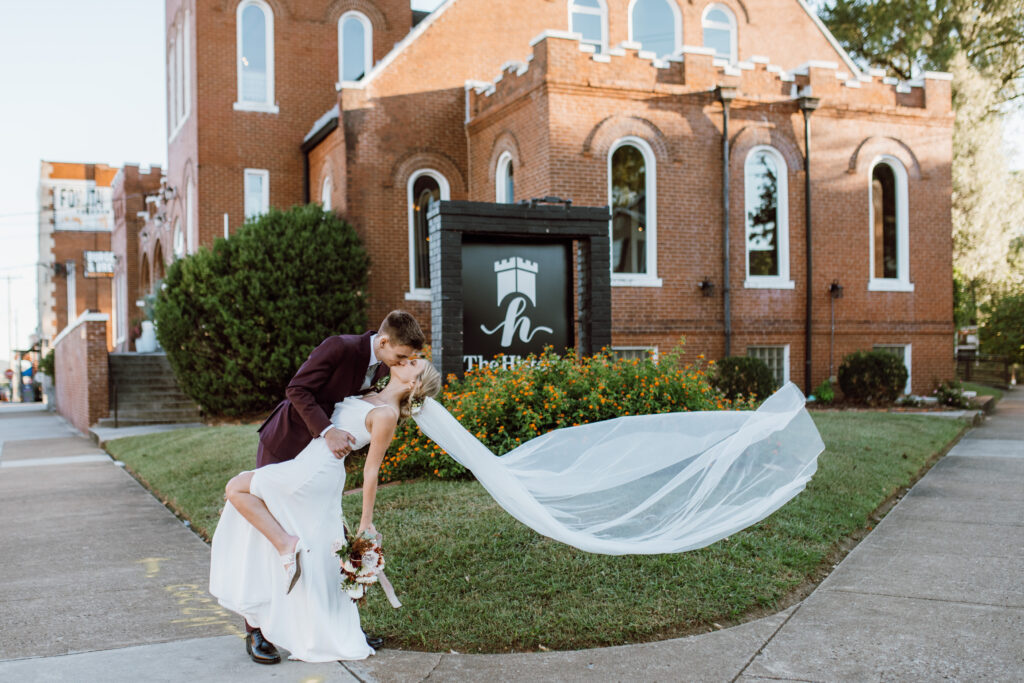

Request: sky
left=0, top=0, right=1021, bottom=366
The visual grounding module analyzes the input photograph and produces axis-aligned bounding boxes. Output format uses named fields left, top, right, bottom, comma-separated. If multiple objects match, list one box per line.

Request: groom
left=243, top=310, right=426, bottom=665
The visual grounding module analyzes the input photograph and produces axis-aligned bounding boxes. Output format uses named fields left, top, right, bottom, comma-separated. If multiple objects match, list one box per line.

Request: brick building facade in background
left=37, top=161, right=120, bottom=353
left=154, top=0, right=954, bottom=395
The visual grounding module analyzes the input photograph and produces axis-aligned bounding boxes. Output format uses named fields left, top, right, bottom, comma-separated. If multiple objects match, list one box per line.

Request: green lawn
left=961, top=381, right=1004, bottom=401
left=106, top=412, right=966, bottom=652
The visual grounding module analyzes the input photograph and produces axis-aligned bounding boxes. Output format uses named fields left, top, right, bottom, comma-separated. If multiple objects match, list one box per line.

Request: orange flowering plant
left=377, top=341, right=756, bottom=483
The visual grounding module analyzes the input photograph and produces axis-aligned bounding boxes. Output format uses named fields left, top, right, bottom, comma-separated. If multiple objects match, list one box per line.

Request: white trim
left=873, top=343, right=912, bottom=394
left=167, top=39, right=177, bottom=137
left=183, top=9, right=191, bottom=123
left=407, top=168, right=450, bottom=298
left=608, top=136, right=659, bottom=287
left=701, top=3, right=737, bottom=63
left=173, top=218, right=185, bottom=259
left=867, top=155, right=913, bottom=291
left=627, top=0, right=682, bottom=58
left=743, top=145, right=791, bottom=289
left=530, top=29, right=582, bottom=46
left=243, top=168, right=270, bottom=219
left=186, top=179, right=196, bottom=254
left=235, top=0, right=276, bottom=110
left=52, top=311, right=110, bottom=349
left=794, top=0, right=862, bottom=78
left=339, top=11, right=372, bottom=83
left=612, top=345, right=660, bottom=361
left=568, top=0, right=608, bottom=53
left=495, top=151, right=514, bottom=203
left=321, top=175, right=333, bottom=211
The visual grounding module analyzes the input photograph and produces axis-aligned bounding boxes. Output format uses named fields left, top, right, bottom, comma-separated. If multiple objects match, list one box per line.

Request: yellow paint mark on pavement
left=137, top=557, right=169, bottom=578
left=165, top=583, right=243, bottom=636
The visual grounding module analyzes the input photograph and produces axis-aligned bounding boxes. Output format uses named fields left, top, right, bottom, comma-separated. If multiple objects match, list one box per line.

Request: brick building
left=37, top=161, right=120, bottom=352
left=158, top=0, right=954, bottom=394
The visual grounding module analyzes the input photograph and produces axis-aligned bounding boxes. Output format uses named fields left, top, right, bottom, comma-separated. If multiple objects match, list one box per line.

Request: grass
left=961, top=381, right=1004, bottom=401
left=106, top=412, right=966, bottom=653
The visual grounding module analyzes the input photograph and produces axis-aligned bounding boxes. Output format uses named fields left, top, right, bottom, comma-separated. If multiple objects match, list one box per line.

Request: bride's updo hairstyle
left=399, top=361, right=441, bottom=421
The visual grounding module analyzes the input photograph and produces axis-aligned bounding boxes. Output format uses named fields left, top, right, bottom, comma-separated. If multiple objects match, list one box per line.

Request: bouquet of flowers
left=332, top=527, right=386, bottom=604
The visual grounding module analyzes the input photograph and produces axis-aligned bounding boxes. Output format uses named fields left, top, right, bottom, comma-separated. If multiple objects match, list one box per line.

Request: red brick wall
left=54, top=315, right=110, bottom=434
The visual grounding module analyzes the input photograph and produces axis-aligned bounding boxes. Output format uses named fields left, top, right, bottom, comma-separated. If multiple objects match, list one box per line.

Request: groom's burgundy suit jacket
left=256, top=331, right=387, bottom=467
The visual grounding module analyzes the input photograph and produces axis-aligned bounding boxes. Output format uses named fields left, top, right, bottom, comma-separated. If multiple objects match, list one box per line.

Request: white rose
left=346, top=585, right=365, bottom=600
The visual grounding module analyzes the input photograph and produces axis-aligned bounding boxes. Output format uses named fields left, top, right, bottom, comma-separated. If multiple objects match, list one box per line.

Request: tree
left=980, top=290, right=1024, bottom=363
left=155, top=204, right=369, bottom=416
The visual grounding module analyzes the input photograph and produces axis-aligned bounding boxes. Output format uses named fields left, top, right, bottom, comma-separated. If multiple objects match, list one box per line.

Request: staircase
left=96, top=353, right=202, bottom=427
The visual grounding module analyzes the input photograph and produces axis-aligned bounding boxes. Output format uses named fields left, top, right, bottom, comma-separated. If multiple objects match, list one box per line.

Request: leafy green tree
left=980, top=290, right=1024, bottom=363
left=155, top=204, right=369, bottom=416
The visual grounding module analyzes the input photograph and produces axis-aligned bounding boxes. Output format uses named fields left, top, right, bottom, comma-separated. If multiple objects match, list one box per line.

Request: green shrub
left=378, top=345, right=753, bottom=483
left=935, top=379, right=972, bottom=408
left=712, top=356, right=776, bottom=401
left=980, top=290, right=1024, bottom=364
left=837, top=350, right=908, bottom=405
left=155, top=204, right=368, bottom=416
left=38, top=349, right=55, bottom=379
left=813, top=378, right=835, bottom=405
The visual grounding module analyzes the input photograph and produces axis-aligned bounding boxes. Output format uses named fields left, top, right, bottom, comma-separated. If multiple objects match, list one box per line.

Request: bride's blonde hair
left=398, top=361, right=442, bottom=421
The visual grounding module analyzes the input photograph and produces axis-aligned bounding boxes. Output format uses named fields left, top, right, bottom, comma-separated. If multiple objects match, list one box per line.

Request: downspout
left=798, top=94, right=820, bottom=394
left=716, top=86, right=738, bottom=357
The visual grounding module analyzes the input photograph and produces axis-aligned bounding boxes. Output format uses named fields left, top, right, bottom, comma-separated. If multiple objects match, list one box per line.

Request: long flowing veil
left=413, top=382, right=825, bottom=555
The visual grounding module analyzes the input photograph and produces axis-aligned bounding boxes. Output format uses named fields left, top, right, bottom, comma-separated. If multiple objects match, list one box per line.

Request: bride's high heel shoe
left=282, top=540, right=303, bottom=595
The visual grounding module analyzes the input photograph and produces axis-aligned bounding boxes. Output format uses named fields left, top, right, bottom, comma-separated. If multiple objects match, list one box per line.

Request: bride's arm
left=359, top=408, right=399, bottom=533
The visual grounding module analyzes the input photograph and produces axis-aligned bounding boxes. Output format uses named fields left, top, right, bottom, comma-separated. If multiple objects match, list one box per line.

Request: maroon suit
left=256, top=331, right=388, bottom=467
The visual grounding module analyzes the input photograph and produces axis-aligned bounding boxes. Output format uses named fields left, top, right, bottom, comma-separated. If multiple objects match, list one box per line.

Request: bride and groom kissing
left=209, top=310, right=441, bottom=664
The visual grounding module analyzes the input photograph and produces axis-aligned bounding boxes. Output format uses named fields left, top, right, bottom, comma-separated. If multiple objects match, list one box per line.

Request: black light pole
left=799, top=94, right=820, bottom=395
left=717, top=85, right=738, bottom=357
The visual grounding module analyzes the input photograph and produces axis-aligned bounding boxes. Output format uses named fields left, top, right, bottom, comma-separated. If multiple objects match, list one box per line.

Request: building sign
left=46, top=180, right=114, bottom=230
left=462, top=241, right=572, bottom=371
left=84, top=250, right=116, bottom=278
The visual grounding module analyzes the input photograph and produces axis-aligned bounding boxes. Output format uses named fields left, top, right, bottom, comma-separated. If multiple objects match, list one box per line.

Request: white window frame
left=701, top=3, right=737, bottom=63
left=406, top=168, right=450, bottom=300
left=66, top=260, right=76, bottom=322
left=495, top=151, right=514, bottom=204
left=243, top=168, right=269, bottom=220
left=867, top=155, right=913, bottom=292
left=186, top=179, right=196, bottom=254
left=167, top=39, right=177, bottom=135
left=873, top=343, right=912, bottom=394
left=627, top=0, right=682, bottom=58
left=568, top=0, right=608, bottom=53
left=114, top=271, right=127, bottom=346
left=748, top=344, right=790, bottom=388
left=175, top=22, right=185, bottom=124
left=173, top=218, right=185, bottom=259
left=321, top=175, right=333, bottom=211
left=338, top=11, right=372, bottom=84
left=608, top=136, right=662, bottom=287
left=744, top=145, right=794, bottom=289
left=234, top=0, right=278, bottom=113
left=182, top=10, right=191, bottom=122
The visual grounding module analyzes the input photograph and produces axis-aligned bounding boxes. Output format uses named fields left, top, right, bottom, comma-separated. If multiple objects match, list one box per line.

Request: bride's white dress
left=209, top=397, right=376, bottom=663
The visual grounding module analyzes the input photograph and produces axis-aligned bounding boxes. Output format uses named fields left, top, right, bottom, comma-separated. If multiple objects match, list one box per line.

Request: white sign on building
left=84, top=250, right=116, bottom=278
left=45, top=180, right=114, bottom=230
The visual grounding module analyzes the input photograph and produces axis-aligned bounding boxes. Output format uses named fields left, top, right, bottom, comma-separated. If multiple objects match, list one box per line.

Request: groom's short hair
left=379, top=310, right=425, bottom=350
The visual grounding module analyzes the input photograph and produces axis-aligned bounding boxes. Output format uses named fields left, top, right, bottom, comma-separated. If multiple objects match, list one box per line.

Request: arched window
left=339, top=11, right=372, bottom=82
left=629, top=0, right=680, bottom=58
left=173, top=218, right=185, bottom=259
left=702, top=4, right=736, bottom=62
left=569, top=0, right=607, bottom=53
left=496, top=152, right=514, bottom=204
left=321, top=175, right=333, bottom=211
left=167, top=39, right=177, bottom=133
left=236, top=0, right=276, bottom=111
left=868, top=157, right=912, bottom=290
left=744, top=146, right=792, bottom=288
left=186, top=179, right=196, bottom=254
left=408, top=169, right=450, bottom=296
left=608, top=138, right=659, bottom=284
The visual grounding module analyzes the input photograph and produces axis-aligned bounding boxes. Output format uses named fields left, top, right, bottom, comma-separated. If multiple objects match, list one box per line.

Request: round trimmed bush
left=154, top=204, right=368, bottom=416
left=712, top=356, right=776, bottom=400
left=837, top=350, right=908, bottom=405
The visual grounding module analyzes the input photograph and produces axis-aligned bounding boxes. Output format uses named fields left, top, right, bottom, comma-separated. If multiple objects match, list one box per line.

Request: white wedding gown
left=209, top=397, right=376, bottom=662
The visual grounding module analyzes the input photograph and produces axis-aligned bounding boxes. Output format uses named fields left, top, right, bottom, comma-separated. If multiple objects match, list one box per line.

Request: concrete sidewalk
left=1, top=391, right=1021, bottom=682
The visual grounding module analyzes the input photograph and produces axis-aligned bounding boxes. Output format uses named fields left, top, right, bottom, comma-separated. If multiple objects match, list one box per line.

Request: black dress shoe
left=246, top=628, right=281, bottom=665
left=366, top=634, right=384, bottom=649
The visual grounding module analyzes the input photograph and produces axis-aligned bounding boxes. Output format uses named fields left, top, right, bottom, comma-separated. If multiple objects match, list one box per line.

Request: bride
left=209, top=358, right=442, bottom=663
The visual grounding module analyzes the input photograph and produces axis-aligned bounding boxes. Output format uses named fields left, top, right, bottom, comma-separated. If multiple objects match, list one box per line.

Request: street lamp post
left=799, top=94, right=821, bottom=395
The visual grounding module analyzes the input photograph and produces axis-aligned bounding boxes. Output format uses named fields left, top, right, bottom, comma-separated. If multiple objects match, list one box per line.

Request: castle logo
left=480, top=256, right=553, bottom=347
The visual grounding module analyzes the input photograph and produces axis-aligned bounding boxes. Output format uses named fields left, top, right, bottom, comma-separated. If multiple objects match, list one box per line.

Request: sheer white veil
left=413, top=382, right=824, bottom=555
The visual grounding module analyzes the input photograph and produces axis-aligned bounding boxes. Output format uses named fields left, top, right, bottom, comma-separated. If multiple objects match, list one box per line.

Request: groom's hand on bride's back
left=324, top=428, right=356, bottom=458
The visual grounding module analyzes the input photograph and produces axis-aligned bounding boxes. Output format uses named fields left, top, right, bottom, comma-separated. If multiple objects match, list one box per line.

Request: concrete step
left=102, top=408, right=202, bottom=423
left=95, top=416, right=203, bottom=428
